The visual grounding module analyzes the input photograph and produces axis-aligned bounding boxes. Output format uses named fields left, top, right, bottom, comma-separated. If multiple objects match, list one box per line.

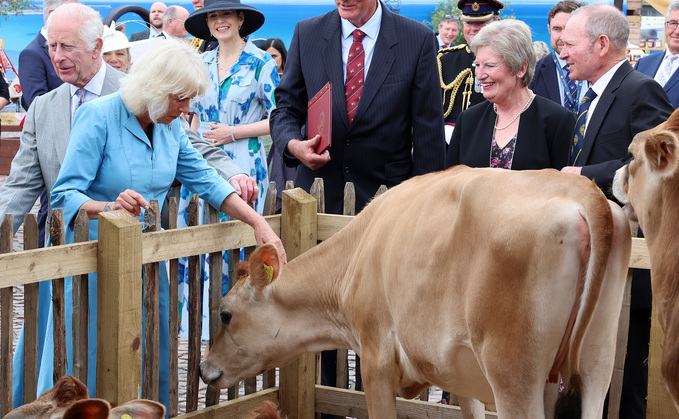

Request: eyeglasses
left=667, top=20, right=679, bottom=30
left=443, top=14, right=459, bottom=21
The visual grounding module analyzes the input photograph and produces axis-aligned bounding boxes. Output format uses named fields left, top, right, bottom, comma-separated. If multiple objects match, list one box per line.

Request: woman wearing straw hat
left=179, top=0, right=279, bottom=340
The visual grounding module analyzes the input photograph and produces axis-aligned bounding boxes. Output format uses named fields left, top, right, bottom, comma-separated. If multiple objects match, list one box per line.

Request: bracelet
left=102, top=202, right=112, bottom=212
left=230, top=125, right=236, bottom=141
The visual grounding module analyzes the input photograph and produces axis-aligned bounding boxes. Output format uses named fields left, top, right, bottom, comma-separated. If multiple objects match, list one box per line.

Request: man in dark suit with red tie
left=270, top=0, right=445, bottom=403
left=270, top=0, right=445, bottom=216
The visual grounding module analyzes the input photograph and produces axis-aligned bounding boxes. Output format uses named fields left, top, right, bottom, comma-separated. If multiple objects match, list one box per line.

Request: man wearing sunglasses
left=437, top=15, right=460, bottom=49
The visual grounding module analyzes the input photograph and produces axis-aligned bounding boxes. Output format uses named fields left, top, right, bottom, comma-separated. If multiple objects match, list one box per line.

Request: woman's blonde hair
left=121, top=39, right=209, bottom=122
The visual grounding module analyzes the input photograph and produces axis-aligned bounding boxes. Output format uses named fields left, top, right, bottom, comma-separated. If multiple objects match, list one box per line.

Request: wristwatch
left=103, top=202, right=112, bottom=212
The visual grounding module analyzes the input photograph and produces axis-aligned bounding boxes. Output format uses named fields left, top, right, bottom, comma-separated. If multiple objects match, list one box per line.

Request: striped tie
left=569, top=87, right=597, bottom=166
left=655, top=54, right=678, bottom=87
left=563, top=65, right=579, bottom=113
left=345, top=29, right=366, bottom=125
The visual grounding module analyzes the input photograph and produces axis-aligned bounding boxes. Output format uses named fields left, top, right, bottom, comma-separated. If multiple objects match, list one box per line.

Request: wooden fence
left=0, top=180, right=676, bottom=418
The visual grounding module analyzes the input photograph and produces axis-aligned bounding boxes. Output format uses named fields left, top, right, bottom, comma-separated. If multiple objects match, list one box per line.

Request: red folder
left=308, top=82, right=332, bottom=154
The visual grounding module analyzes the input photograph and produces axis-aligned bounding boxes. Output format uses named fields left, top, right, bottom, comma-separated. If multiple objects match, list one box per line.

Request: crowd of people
left=1, top=0, right=678, bottom=416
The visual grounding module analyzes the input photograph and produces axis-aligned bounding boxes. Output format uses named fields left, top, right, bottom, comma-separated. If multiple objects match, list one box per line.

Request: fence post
left=96, top=210, right=143, bottom=406
left=143, top=200, right=160, bottom=402
left=647, top=301, right=678, bottom=418
left=23, top=214, right=39, bottom=404
left=1, top=214, right=13, bottom=417
left=279, top=188, right=317, bottom=419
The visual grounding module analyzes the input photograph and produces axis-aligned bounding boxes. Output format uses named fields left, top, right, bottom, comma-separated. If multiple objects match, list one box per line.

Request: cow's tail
left=554, top=193, right=615, bottom=419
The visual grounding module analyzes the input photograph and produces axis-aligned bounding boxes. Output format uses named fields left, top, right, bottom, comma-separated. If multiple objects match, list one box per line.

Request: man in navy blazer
left=270, top=0, right=445, bottom=216
left=561, top=5, right=673, bottom=417
left=18, top=0, right=71, bottom=109
left=529, top=0, right=587, bottom=110
left=270, top=0, right=445, bottom=402
left=635, top=0, right=679, bottom=109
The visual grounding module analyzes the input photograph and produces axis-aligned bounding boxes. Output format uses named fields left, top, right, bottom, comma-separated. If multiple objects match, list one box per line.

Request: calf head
left=6, top=375, right=165, bottom=418
left=200, top=243, right=288, bottom=388
left=613, top=108, right=679, bottom=232
left=5, top=375, right=89, bottom=418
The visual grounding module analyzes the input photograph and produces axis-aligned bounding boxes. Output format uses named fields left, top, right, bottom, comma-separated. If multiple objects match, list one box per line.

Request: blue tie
left=569, top=87, right=597, bottom=166
left=563, top=65, right=579, bottom=113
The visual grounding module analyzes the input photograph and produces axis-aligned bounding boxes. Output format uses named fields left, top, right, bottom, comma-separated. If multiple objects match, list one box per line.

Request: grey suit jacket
left=0, top=64, right=243, bottom=234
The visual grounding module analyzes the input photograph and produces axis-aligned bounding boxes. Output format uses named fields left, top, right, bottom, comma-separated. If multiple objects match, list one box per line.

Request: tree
left=423, top=0, right=513, bottom=45
left=0, top=0, right=34, bottom=22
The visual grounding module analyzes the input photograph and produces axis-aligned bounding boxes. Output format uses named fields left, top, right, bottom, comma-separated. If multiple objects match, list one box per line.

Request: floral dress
left=177, top=39, right=279, bottom=339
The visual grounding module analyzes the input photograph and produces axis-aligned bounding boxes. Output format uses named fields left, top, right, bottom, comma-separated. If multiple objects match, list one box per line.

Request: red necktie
left=345, top=29, right=366, bottom=125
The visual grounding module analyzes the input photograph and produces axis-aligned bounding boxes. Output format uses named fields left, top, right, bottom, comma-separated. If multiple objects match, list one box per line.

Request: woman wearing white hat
left=102, top=22, right=152, bottom=73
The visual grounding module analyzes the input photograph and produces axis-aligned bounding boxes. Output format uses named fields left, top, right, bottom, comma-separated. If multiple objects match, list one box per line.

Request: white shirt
left=341, top=3, right=382, bottom=83
left=583, top=59, right=627, bottom=135
left=70, top=61, right=107, bottom=120
left=150, top=26, right=163, bottom=38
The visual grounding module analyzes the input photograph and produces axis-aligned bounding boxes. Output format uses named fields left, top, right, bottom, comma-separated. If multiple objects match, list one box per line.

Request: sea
left=0, top=0, right=625, bottom=79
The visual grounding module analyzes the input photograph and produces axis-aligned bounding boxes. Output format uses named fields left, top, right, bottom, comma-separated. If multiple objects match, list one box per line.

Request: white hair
left=42, top=0, right=79, bottom=24
left=120, top=39, right=208, bottom=122
left=46, top=3, right=103, bottom=51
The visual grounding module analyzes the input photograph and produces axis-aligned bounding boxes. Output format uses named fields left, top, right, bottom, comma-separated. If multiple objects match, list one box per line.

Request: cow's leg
left=359, top=349, right=400, bottom=418
left=458, top=396, right=485, bottom=419
left=578, top=203, right=631, bottom=417
left=492, top=379, right=545, bottom=418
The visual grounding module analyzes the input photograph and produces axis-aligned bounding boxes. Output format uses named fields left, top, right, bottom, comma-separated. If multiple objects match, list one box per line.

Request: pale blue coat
left=47, top=92, right=234, bottom=410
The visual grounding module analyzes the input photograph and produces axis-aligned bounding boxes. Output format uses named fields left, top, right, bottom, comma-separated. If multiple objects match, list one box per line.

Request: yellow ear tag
left=121, top=415, right=132, bottom=419
left=263, top=263, right=274, bottom=283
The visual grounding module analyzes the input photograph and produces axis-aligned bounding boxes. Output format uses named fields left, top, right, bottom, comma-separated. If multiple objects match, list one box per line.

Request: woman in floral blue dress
left=178, top=0, right=279, bottom=339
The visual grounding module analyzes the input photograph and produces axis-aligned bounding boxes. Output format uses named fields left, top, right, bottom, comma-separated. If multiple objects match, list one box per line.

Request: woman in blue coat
left=48, top=39, right=285, bottom=412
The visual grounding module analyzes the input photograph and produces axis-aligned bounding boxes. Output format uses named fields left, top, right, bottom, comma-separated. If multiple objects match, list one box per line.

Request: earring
left=238, top=25, right=242, bottom=30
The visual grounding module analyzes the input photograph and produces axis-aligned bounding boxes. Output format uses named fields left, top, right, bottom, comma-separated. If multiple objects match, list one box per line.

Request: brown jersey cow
left=5, top=375, right=165, bottom=419
left=202, top=166, right=631, bottom=418
left=613, top=109, right=679, bottom=412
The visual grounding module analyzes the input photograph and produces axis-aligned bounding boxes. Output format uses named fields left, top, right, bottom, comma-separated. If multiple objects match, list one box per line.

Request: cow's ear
left=249, top=243, right=281, bottom=289
left=62, top=399, right=110, bottom=419
left=52, top=375, right=89, bottom=406
left=110, top=399, right=166, bottom=418
left=644, top=131, right=679, bottom=176
left=665, top=108, right=679, bottom=134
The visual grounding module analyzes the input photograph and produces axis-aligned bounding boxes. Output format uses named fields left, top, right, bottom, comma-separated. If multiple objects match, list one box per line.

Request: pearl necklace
left=218, top=39, right=246, bottom=72
left=493, top=92, right=536, bottom=130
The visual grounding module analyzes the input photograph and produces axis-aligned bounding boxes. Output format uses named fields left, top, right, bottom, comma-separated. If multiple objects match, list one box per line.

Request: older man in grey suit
left=4, top=2, right=255, bottom=408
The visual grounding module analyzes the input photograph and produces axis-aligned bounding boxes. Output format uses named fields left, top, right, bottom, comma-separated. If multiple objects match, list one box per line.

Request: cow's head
left=4, top=375, right=89, bottom=418
left=5, top=375, right=165, bottom=418
left=200, top=243, right=287, bottom=389
left=613, top=108, right=679, bottom=231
